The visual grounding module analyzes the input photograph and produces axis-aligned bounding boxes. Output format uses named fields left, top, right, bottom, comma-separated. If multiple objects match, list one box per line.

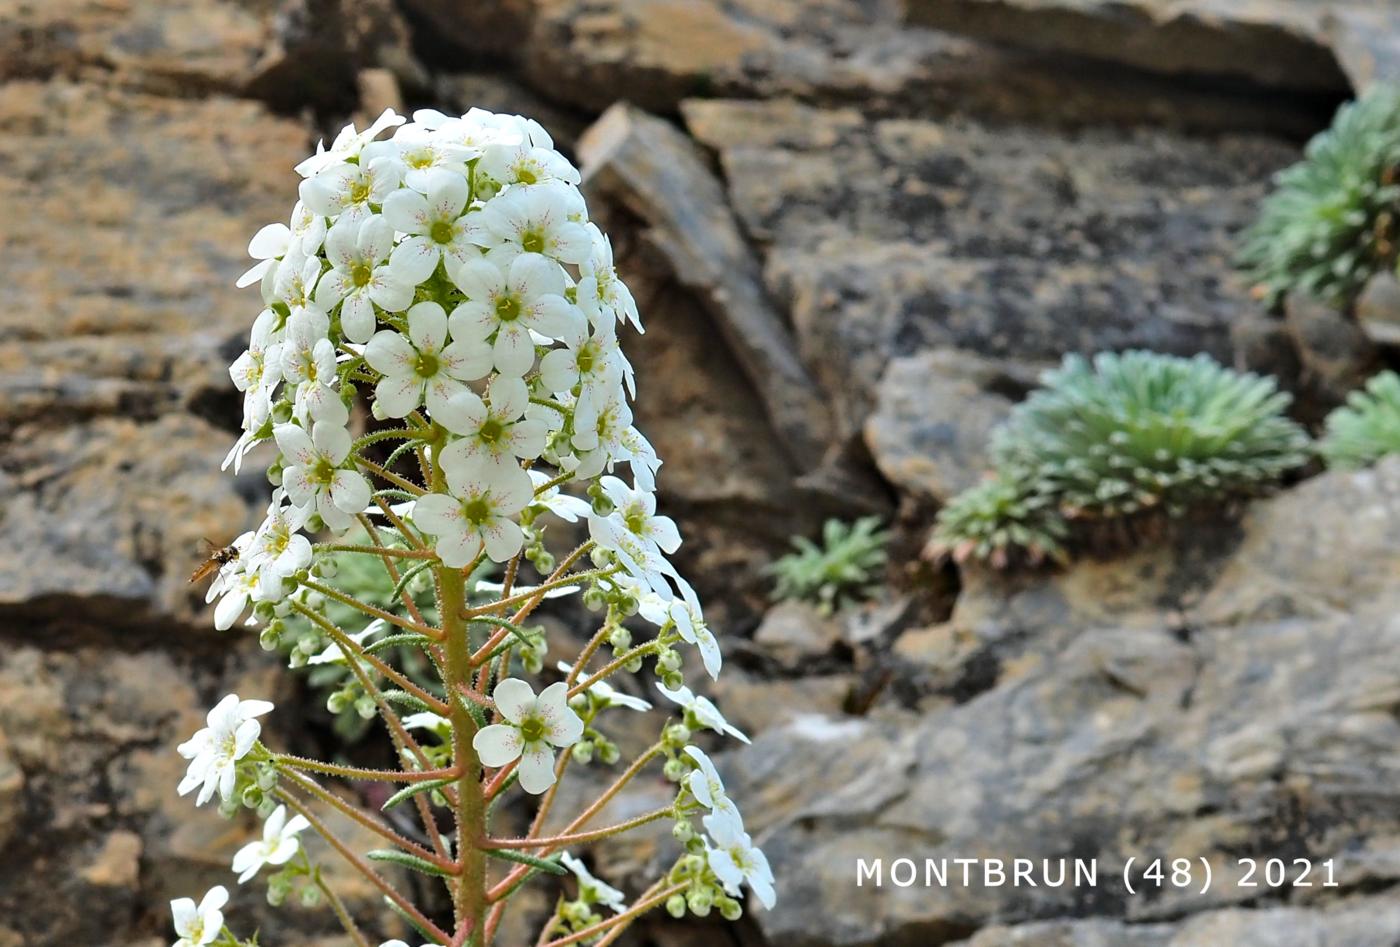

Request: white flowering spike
left=558, top=661, right=652, bottom=712
left=560, top=852, right=627, bottom=913
left=412, top=462, right=533, bottom=566
left=450, top=254, right=579, bottom=376
left=684, top=746, right=741, bottom=828
left=467, top=179, right=591, bottom=266
left=656, top=683, right=749, bottom=744
left=704, top=816, right=776, bottom=909
left=177, top=695, right=273, bottom=805
left=365, top=301, right=490, bottom=417
left=274, top=421, right=371, bottom=532
left=316, top=215, right=413, bottom=343
left=473, top=679, right=584, bottom=794
left=217, top=104, right=769, bottom=939
left=232, top=804, right=309, bottom=883
left=170, top=885, right=229, bottom=947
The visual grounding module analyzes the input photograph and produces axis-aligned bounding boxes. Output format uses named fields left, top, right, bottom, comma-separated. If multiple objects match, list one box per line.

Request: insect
left=189, top=539, right=239, bottom=584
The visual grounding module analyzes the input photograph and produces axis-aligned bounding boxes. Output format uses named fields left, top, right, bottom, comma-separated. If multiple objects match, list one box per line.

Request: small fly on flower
left=189, top=539, right=239, bottom=584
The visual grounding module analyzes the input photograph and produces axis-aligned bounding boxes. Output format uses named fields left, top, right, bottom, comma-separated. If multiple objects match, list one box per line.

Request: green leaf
left=381, top=778, right=456, bottom=812
left=481, top=847, right=567, bottom=875
left=366, top=849, right=453, bottom=878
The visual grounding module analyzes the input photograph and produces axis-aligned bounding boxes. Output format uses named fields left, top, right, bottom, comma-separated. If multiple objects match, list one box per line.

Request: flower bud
left=354, top=695, right=377, bottom=720
left=596, top=738, right=620, bottom=765
left=687, top=888, right=713, bottom=916
left=672, top=820, right=695, bottom=844
left=719, top=897, right=743, bottom=921
left=661, top=669, right=685, bottom=690
left=663, top=757, right=688, bottom=782
left=666, top=894, right=687, bottom=919
left=664, top=723, right=691, bottom=746
left=258, top=625, right=281, bottom=652
left=607, top=626, right=632, bottom=651
left=300, top=884, right=322, bottom=908
left=582, top=587, right=607, bottom=612
left=571, top=740, right=595, bottom=764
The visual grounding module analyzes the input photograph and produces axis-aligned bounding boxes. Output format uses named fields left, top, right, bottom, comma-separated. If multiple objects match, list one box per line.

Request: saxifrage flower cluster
left=171, top=107, right=772, bottom=947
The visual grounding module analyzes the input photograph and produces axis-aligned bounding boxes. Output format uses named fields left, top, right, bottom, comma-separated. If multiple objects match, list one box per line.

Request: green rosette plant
left=927, top=474, right=1068, bottom=570
left=1320, top=370, right=1400, bottom=468
left=767, top=516, right=889, bottom=614
left=1239, top=84, right=1400, bottom=309
left=991, top=351, right=1310, bottom=520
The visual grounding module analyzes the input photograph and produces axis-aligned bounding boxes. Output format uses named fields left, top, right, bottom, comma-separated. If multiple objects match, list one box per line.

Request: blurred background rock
left=4, top=1, right=1400, bottom=945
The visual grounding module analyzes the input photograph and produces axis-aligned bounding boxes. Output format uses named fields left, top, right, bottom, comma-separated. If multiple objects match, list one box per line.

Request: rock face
left=704, top=460, right=1400, bottom=946
left=9, top=0, right=1400, bottom=945
left=904, top=0, right=1355, bottom=92
left=682, top=97, right=1296, bottom=439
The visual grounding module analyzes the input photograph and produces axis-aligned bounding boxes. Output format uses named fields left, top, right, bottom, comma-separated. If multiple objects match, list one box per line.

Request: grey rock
left=684, top=98, right=1296, bottom=438
left=753, top=600, right=846, bottom=667
left=579, top=103, right=832, bottom=471
left=1356, top=270, right=1400, bottom=347
left=1325, top=8, right=1400, bottom=93
left=864, top=349, right=1019, bottom=503
left=904, top=0, right=1353, bottom=92
left=1283, top=290, right=1379, bottom=407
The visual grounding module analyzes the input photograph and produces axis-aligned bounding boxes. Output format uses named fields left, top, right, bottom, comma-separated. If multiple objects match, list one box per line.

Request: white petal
left=492, top=678, right=536, bottom=724
left=472, top=723, right=524, bottom=767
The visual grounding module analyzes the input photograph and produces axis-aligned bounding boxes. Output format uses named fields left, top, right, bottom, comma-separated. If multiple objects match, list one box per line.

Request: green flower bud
left=666, top=894, right=687, bottom=919
left=663, top=757, right=688, bottom=782
left=687, top=888, right=713, bottom=916
left=607, top=626, right=632, bottom=651
left=719, top=896, right=743, bottom=921
left=571, top=741, right=595, bottom=764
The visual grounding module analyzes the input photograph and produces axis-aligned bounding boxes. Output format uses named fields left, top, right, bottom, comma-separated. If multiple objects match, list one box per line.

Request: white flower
left=704, top=816, right=775, bottom=909
left=364, top=301, right=490, bottom=417
left=557, top=661, right=651, bottom=712
left=590, top=476, right=680, bottom=565
left=306, top=619, right=386, bottom=666
left=420, top=107, right=525, bottom=157
left=402, top=710, right=451, bottom=737
left=656, top=683, right=749, bottom=744
left=560, top=852, right=627, bottom=913
left=411, top=463, right=533, bottom=566
left=170, top=885, right=228, bottom=947
left=229, top=308, right=283, bottom=429
left=296, top=108, right=405, bottom=178
left=247, top=495, right=312, bottom=595
left=473, top=678, right=583, bottom=794
left=684, top=747, right=741, bottom=828
left=393, top=123, right=474, bottom=190
left=281, top=308, right=347, bottom=426
left=272, top=248, right=323, bottom=317
left=288, top=199, right=327, bottom=256
left=231, top=805, right=309, bottom=883
left=639, top=579, right=721, bottom=679
left=316, top=215, right=414, bottom=343
left=537, top=317, right=629, bottom=400
left=383, top=169, right=475, bottom=284
left=450, top=254, right=580, bottom=376
left=478, top=138, right=580, bottom=189
left=577, top=224, right=640, bottom=331
left=236, top=222, right=289, bottom=291
left=570, top=388, right=634, bottom=479
left=177, top=695, right=274, bottom=806
left=529, top=468, right=591, bottom=522
left=299, top=142, right=404, bottom=225
left=467, top=180, right=591, bottom=266
left=436, top=376, right=547, bottom=474
left=274, top=421, right=372, bottom=531
left=204, top=531, right=258, bottom=630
